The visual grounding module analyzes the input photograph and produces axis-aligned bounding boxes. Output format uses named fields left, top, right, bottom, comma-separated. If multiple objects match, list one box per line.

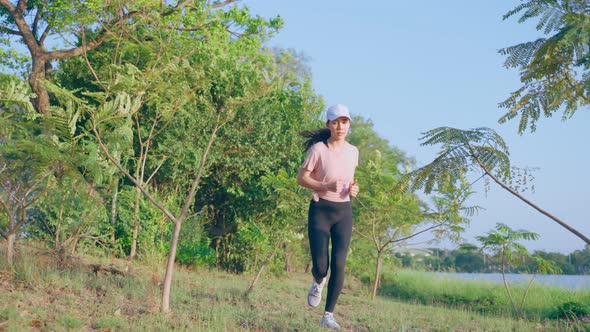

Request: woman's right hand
left=325, top=180, right=343, bottom=193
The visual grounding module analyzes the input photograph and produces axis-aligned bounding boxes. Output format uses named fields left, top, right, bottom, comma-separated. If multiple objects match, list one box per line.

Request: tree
left=499, top=0, right=590, bottom=133
left=28, top=176, right=110, bottom=256
left=477, top=223, right=560, bottom=319
left=243, top=168, right=308, bottom=297
left=454, top=244, right=484, bottom=273
left=571, top=245, right=590, bottom=274
left=190, top=49, right=321, bottom=272
left=42, top=4, right=292, bottom=312
left=398, top=126, right=590, bottom=245
left=1, top=73, right=120, bottom=264
left=532, top=250, right=575, bottom=274
left=0, top=77, right=53, bottom=264
left=353, top=150, right=424, bottom=299
left=348, top=119, right=474, bottom=299
left=0, top=0, right=247, bottom=114
left=0, top=148, right=55, bottom=264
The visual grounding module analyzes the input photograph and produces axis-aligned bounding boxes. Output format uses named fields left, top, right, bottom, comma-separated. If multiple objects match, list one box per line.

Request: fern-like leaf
left=395, top=127, right=513, bottom=196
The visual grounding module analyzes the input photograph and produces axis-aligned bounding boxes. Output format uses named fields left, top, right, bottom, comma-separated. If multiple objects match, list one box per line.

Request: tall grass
left=379, top=269, right=590, bottom=321
left=0, top=243, right=580, bottom=331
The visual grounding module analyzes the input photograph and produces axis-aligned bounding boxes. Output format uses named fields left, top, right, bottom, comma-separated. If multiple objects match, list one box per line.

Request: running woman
left=297, top=104, right=359, bottom=329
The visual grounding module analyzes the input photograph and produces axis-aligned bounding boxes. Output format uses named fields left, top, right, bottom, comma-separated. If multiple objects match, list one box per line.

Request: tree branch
left=0, top=194, right=11, bottom=218
left=152, top=107, right=179, bottom=138
left=0, top=180, right=18, bottom=203
left=352, top=227, right=372, bottom=241
left=562, top=69, right=590, bottom=104
left=0, top=192, right=12, bottom=240
left=380, top=228, right=401, bottom=253
left=48, top=10, right=139, bottom=61
left=7, top=208, right=25, bottom=236
left=161, top=22, right=212, bottom=32
left=22, top=169, right=52, bottom=202
left=468, top=143, right=590, bottom=245
left=23, top=178, right=56, bottom=209
left=79, top=27, right=108, bottom=91
left=32, top=5, right=41, bottom=38
left=39, top=23, right=51, bottom=45
left=17, top=0, right=26, bottom=12
left=7, top=180, right=54, bottom=236
left=162, top=0, right=193, bottom=17
left=91, top=114, right=179, bottom=225
left=178, top=111, right=222, bottom=221
left=48, top=32, right=105, bottom=60
left=0, top=25, right=23, bottom=36
left=0, top=0, right=40, bottom=53
left=210, top=0, right=237, bottom=9
left=0, top=0, right=16, bottom=12
left=391, top=221, right=448, bottom=245
left=146, top=158, right=165, bottom=185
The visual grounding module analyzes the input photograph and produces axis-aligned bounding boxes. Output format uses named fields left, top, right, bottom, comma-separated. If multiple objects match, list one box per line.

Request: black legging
left=307, top=198, right=353, bottom=313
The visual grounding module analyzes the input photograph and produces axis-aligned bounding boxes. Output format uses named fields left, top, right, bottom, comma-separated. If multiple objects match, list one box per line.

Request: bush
left=550, top=301, right=590, bottom=321
left=176, top=238, right=216, bottom=268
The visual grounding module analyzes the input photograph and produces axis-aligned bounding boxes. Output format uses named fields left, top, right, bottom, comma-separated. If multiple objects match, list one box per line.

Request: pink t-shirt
left=301, top=141, right=359, bottom=202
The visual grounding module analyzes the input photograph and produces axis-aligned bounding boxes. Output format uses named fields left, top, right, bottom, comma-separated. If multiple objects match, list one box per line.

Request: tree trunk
left=518, top=275, right=536, bottom=320
left=93, top=111, right=221, bottom=313
left=245, top=264, right=266, bottom=298
left=244, top=243, right=280, bottom=298
left=161, top=220, right=183, bottom=312
left=252, top=247, right=259, bottom=272
left=55, top=202, right=64, bottom=248
left=6, top=233, right=16, bottom=266
left=283, top=243, right=291, bottom=272
left=4, top=210, right=17, bottom=265
left=130, top=187, right=140, bottom=260
left=110, top=179, right=119, bottom=245
left=372, top=251, right=383, bottom=300
left=160, top=117, right=220, bottom=312
left=69, top=237, right=80, bottom=256
left=29, top=55, right=51, bottom=115
left=501, top=250, right=519, bottom=319
left=130, top=223, right=139, bottom=259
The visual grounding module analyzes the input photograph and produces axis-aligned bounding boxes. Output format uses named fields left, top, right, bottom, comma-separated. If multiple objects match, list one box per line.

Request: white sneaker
left=320, top=312, right=340, bottom=329
left=307, top=277, right=326, bottom=307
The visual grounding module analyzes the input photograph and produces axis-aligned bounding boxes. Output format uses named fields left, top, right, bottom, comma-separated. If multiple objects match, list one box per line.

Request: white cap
left=326, top=104, right=351, bottom=121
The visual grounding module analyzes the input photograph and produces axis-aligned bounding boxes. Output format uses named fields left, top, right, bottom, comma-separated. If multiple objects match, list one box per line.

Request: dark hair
left=301, top=127, right=331, bottom=151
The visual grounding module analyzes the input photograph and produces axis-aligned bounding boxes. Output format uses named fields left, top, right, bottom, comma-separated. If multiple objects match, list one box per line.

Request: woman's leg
left=324, top=203, right=352, bottom=313
left=308, top=200, right=332, bottom=281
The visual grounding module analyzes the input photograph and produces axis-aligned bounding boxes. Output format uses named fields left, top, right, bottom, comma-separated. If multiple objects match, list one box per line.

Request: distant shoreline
left=433, top=271, right=590, bottom=290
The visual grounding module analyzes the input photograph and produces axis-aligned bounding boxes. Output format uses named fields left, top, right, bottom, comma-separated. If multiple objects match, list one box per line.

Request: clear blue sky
left=247, top=0, right=590, bottom=254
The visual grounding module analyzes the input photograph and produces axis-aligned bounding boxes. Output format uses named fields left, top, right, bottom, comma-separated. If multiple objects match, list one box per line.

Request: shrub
left=550, top=301, right=590, bottom=321
left=176, top=238, right=216, bottom=268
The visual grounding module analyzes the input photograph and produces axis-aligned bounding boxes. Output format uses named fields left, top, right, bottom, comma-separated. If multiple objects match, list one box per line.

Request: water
left=433, top=272, right=590, bottom=290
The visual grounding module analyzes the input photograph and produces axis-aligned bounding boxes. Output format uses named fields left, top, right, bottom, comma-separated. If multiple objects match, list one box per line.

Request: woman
left=297, top=104, right=359, bottom=329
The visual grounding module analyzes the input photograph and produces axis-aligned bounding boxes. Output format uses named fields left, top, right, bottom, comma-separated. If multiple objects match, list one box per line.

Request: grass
left=379, top=269, right=590, bottom=321
left=0, top=244, right=584, bottom=331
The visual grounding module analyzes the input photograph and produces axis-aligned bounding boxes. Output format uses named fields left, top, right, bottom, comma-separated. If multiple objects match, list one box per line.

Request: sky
left=246, top=1, right=590, bottom=254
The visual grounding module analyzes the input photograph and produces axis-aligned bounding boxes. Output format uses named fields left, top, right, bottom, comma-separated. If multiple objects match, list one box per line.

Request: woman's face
left=326, top=117, right=351, bottom=141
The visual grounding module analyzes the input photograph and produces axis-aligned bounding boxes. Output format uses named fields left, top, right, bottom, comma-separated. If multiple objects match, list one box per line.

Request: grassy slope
left=0, top=251, right=569, bottom=332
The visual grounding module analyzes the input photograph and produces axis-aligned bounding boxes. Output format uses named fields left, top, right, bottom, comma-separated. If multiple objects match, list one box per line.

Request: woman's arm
left=297, top=167, right=341, bottom=192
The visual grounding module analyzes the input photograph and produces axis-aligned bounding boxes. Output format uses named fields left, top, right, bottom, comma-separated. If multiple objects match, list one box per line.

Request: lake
left=433, top=272, right=590, bottom=290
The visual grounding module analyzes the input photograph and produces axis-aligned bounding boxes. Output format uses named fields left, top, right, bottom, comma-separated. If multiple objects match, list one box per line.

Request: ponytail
left=301, top=127, right=331, bottom=152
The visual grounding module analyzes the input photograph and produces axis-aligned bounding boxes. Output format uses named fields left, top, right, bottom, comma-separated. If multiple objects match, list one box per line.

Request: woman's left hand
left=349, top=179, right=359, bottom=198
